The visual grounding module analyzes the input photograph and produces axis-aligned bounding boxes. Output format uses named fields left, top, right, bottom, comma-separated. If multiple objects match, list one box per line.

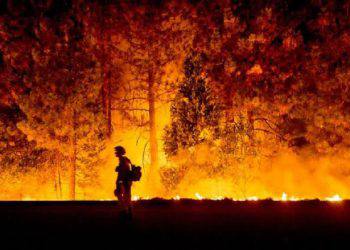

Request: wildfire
left=22, top=196, right=33, bottom=201
left=132, top=195, right=140, bottom=201
left=212, top=196, right=224, bottom=201
left=276, top=193, right=342, bottom=202
left=325, top=194, right=342, bottom=202
left=281, top=192, right=288, bottom=201
left=164, top=192, right=344, bottom=202
left=247, top=196, right=259, bottom=201
left=195, top=193, right=203, bottom=200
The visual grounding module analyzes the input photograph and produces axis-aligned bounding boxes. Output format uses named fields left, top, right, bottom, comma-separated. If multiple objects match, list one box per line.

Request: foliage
left=17, top=22, right=107, bottom=193
left=110, top=1, right=195, bottom=126
left=190, top=0, right=350, bottom=153
left=0, top=2, right=108, bottom=197
left=164, top=52, right=221, bottom=156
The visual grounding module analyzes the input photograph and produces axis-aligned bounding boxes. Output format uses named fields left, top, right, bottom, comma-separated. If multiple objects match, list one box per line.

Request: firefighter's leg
left=116, top=181, right=126, bottom=210
left=124, top=181, right=132, bottom=213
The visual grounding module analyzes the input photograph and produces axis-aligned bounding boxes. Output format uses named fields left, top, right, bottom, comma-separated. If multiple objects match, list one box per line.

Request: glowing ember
left=247, top=196, right=258, bottom=201
left=22, top=196, right=33, bottom=201
left=132, top=196, right=140, bottom=201
left=195, top=193, right=203, bottom=200
left=214, top=196, right=224, bottom=200
left=289, top=196, right=299, bottom=201
left=325, top=194, right=342, bottom=202
left=281, top=192, right=288, bottom=201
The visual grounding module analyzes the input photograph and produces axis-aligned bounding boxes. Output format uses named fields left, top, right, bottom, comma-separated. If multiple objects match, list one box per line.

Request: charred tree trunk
left=148, top=68, right=158, bottom=177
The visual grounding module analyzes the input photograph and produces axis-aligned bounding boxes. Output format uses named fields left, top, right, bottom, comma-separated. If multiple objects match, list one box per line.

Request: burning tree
left=111, top=1, right=194, bottom=181
left=0, top=1, right=66, bottom=199
left=16, top=9, right=107, bottom=200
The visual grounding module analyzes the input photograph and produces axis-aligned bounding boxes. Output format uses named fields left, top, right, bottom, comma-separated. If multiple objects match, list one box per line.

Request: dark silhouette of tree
left=164, top=52, right=221, bottom=156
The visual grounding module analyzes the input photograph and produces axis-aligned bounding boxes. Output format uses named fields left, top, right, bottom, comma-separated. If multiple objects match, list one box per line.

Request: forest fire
left=1, top=0, right=350, bottom=203
left=126, top=193, right=344, bottom=202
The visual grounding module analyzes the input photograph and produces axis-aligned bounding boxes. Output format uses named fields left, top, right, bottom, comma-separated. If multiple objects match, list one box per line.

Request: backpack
left=129, top=165, right=142, bottom=182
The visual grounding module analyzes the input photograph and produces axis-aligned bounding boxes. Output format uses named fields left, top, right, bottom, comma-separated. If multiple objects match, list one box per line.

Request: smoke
left=0, top=166, right=66, bottom=200
left=257, top=148, right=350, bottom=199
left=154, top=143, right=350, bottom=200
left=1, top=114, right=350, bottom=201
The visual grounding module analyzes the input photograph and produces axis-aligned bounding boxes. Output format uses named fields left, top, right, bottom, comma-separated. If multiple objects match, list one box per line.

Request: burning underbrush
left=136, top=144, right=350, bottom=202
left=0, top=138, right=349, bottom=202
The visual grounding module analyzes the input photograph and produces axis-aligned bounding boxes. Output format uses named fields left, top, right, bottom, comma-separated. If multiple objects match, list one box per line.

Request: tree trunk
left=102, top=79, right=112, bottom=137
left=68, top=154, right=76, bottom=200
left=57, top=155, right=63, bottom=199
left=101, top=41, right=112, bottom=137
left=100, top=7, right=112, bottom=137
left=106, top=80, right=112, bottom=137
left=53, top=153, right=63, bottom=200
left=68, top=110, right=77, bottom=200
left=148, top=68, right=158, bottom=177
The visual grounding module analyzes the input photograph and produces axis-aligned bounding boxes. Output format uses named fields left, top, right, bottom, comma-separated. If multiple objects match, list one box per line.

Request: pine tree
left=164, top=53, right=221, bottom=156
